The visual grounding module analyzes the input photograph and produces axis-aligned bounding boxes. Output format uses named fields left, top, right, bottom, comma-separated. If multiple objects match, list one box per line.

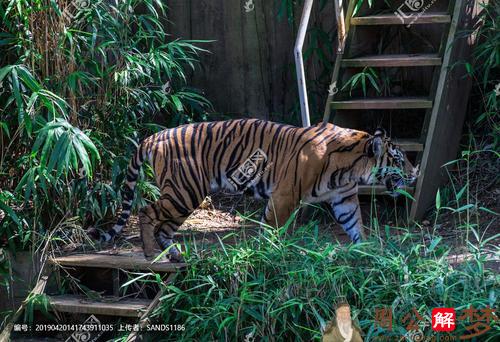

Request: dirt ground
left=77, top=191, right=497, bottom=267
left=79, top=191, right=356, bottom=256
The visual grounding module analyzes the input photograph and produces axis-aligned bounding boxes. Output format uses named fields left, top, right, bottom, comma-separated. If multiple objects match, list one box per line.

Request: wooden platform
left=393, top=139, right=423, bottom=152
left=341, top=54, right=442, bottom=67
left=331, top=97, right=432, bottom=109
left=49, top=295, right=151, bottom=317
left=351, top=13, right=451, bottom=26
left=50, top=252, right=187, bottom=272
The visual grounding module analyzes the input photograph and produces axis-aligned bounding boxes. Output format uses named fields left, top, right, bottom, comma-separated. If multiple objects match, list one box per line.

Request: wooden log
left=0, top=264, right=51, bottom=341
left=125, top=273, right=176, bottom=342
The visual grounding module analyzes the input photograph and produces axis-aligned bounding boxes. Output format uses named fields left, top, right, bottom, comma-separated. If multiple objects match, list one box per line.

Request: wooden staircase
left=322, top=0, right=464, bottom=217
left=1, top=252, right=187, bottom=341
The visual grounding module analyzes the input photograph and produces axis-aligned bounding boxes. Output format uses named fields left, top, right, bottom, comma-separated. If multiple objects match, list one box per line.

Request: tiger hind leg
left=138, top=207, right=157, bottom=260
left=155, top=221, right=184, bottom=262
left=139, top=197, right=195, bottom=262
left=329, top=191, right=364, bottom=243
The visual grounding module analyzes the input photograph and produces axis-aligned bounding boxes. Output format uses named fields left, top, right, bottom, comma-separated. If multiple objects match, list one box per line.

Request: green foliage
left=30, top=118, right=100, bottom=179
left=145, top=222, right=498, bottom=341
left=24, top=293, right=52, bottom=325
left=0, top=190, right=25, bottom=252
left=0, top=248, right=10, bottom=293
left=468, top=1, right=499, bottom=143
left=0, top=0, right=212, bottom=252
left=341, top=67, right=381, bottom=96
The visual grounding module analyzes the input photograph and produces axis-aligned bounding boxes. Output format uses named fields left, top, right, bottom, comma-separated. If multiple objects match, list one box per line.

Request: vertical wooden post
left=323, top=0, right=355, bottom=124
left=411, top=0, right=471, bottom=219
left=294, top=0, right=314, bottom=127
left=112, top=269, right=120, bottom=297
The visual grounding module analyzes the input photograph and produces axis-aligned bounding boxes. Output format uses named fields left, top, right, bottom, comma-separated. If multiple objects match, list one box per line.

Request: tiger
left=91, top=119, right=419, bottom=261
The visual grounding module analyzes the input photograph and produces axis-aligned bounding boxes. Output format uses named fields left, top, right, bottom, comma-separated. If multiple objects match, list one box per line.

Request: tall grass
left=143, top=216, right=498, bottom=341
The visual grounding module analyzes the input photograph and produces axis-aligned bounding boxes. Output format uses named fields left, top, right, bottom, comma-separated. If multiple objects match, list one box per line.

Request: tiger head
left=369, top=129, right=419, bottom=196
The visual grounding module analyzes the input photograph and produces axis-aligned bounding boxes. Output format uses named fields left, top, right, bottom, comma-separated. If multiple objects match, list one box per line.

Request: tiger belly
left=210, top=175, right=271, bottom=200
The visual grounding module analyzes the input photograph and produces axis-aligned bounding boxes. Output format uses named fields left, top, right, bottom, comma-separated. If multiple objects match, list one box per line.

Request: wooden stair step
left=341, top=54, right=441, bottom=67
left=51, top=253, right=187, bottom=272
left=358, top=185, right=415, bottom=196
left=351, top=13, right=451, bottom=26
left=48, top=294, right=151, bottom=317
left=393, top=139, right=423, bottom=152
left=331, top=97, right=432, bottom=109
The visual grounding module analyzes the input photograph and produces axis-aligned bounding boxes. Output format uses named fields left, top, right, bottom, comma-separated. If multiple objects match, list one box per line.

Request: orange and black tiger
left=96, top=119, right=418, bottom=261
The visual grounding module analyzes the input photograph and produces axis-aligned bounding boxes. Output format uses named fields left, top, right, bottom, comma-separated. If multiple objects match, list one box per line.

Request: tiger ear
left=372, top=136, right=384, bottom=159
left=372, top=128, right=386, bottom=159
left=374, top=128, right=386, bottom=137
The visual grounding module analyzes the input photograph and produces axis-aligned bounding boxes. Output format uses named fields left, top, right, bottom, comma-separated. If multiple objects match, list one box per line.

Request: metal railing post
left=294, top=0, right=314, bottom=127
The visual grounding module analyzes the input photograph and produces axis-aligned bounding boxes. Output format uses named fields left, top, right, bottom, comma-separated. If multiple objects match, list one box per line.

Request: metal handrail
left=294, top=0, right=352, bottom=126
left=294, top=0, right=314, bottom=127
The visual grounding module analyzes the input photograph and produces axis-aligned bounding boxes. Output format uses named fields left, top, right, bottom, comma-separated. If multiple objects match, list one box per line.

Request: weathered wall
left=165, top=0, right=336, bottom=123
left=0, top=251, right=43, bottom=313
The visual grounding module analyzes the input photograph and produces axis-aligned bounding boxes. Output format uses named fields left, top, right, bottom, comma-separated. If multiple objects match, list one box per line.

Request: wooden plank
left=351, top=13, right=451, bottom=26
left=341, top=54, right=442, bottom=67
left=51, top=253, right=187, bottom=272
left=393, top=139, right=424, bottom=152
left=331, top=97, right=432, bottom=109
left=48, top=295, right=151, bottom=318
left=358, top=185, right=415, bottom=196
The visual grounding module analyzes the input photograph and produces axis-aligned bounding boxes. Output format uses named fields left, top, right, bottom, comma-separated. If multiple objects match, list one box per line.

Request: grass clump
left=149, top=219, right=498, bottom=341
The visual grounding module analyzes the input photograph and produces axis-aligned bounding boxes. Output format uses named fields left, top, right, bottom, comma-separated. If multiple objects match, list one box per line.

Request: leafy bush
left=149, top=218, right=498, bottom=341
left=0, top=0, right=212, bottom=252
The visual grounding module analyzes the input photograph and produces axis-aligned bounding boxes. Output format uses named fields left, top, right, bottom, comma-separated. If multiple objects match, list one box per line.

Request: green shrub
left=149, top=219, right=498, bottom=341
left=0, top=0, right=212, bottom=252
